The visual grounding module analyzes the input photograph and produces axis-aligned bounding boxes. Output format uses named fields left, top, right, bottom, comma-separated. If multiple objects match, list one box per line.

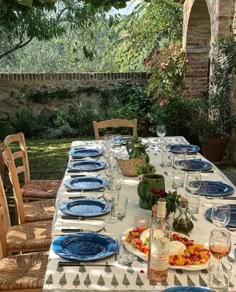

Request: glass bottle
left=172, top=197, right=194, bottom=234
left=147, top=198, right=170, bottom=282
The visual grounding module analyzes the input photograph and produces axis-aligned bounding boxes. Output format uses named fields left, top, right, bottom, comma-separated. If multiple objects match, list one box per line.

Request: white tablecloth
left=43, top=137, right=236, bottom=291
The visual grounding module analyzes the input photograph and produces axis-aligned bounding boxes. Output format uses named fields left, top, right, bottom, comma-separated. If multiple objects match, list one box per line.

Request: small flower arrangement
left=150, top=189, right=181, bottom=216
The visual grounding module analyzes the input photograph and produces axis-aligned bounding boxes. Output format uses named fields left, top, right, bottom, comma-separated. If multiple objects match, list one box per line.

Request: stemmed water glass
left=113, top=168, right=123, bottom=203
left=156, top=124, right=166, bottom=138
left=209, top=229, right=231, bottom=269
left=211, top=204, right=231, bottom=229
left=103, top=188, right=118, bottom=224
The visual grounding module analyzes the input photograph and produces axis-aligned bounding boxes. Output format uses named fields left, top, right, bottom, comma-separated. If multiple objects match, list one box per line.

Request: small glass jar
left=172, top=197, right=194, bottom=234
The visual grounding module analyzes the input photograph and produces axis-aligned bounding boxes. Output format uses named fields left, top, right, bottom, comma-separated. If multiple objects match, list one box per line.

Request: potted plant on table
left=116, top=136, right=149, bottom=177
left=195, top=37, right=236, bottom=163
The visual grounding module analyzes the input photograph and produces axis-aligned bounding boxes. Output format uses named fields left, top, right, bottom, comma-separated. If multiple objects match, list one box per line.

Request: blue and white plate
left=64, top=177, right=109, bottom=191
left=196, top=181, right=234, bottom=197
left=183, top=159, right=212, bottom=171
left=68, top=160, right=106, bottom=172
left=113, top=136, right=127, bottom=145
left=69, top=147, right=104, bottom=159
left=52, top=233, right=118, bottom=261
left=170, top=144, right=200, bottom=154
left=163, top=287, right=212, bottom=292
left=59, top=198, right=110, bottom=217
left=205, top=204, right=236, bottom=227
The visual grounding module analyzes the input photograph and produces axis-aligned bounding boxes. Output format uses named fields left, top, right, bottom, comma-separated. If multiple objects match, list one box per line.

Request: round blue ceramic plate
left=183, top=159, right=212, bottom=171
left=68, top=160, right=107, bottom=172
left=52, top=233, right=118, bottom=261
left=64, top=176, right=109, bottom=191
left=69, top=147, right=104, bottom=158
left=170, top=144, right=200, bottom=154
left=163, top=287, right=212, bottom=292
left=196, top=181, right=234, bottom=197
left=59, top=198, right=110, bottom=217
left=113, top=136, right=127, bottom=145
left=205, top=204, right=236, bottom=227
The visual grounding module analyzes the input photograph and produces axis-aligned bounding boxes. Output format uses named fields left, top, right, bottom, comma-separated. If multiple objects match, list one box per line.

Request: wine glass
left=209, top=229, right=231, bottom=269
left=156, top=124, right=166, bottom=138
left=113, top=168, right=123, bottom=203
left=211, top=204, right=231, bottom=228
left=103, top=188, right=118, bottom=224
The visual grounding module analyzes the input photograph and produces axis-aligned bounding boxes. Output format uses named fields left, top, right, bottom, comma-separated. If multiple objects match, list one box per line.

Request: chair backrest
left=93, top=119, right=138, bottom=140
left=0, top=175, right=11, bottom=258
left=3, top=132, right=30, bottom=184
left=2, top=147, right=26, bottom=225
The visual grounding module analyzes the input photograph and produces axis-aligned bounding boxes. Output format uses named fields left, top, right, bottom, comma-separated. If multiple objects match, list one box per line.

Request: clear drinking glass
left=173, top=154, right=186, bottom=169
left=186, top=172, right=201, bottom=194
left=103, top=188, right=118, bottom=224
left=156, top=124, right=166, bottom=138
left=211, top=204, right=231, bottom=228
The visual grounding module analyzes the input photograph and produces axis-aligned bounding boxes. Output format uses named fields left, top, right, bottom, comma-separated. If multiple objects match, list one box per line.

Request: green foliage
left=111, top=81, right=153, bottom=133
left=194, top=37, right=236, bottom=142
left=137, top=162, right=156, bottom=175
left=113, top=0, right=182, bottom=71
left=150, top=96, right=204, bottom=144
left=10, top=108, right=38, bottom=137
left=25, top=86, right=100, bottom=103
left=145, top=42, right=186, bottom=99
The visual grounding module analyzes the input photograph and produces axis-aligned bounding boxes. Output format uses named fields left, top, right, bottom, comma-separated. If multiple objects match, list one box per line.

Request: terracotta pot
left=201, top=135, right=228, bottom=162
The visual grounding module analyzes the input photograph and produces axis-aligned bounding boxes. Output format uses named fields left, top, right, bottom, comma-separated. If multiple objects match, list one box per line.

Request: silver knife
left=222, top=197, right=236, bottom=200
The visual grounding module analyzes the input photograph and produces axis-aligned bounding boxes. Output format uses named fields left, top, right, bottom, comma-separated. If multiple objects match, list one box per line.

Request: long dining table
left=43, top=137, right=236, bottom=291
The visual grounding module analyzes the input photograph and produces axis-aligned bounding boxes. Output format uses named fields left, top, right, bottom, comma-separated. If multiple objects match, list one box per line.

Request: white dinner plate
left=122, top=228, right=209, bottom=271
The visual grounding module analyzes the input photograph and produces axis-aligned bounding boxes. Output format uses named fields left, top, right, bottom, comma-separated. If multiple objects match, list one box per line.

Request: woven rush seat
left=23, top=199, right=55, bottom=223
left=21, top=179, right=61, bottom=199
left=7, top=220, right=52, bottom=253
left=0, top=251, right=48, bottom=291
left=0, top=174, right=52, bottom=254
left=2, top=148, right=56, bottom=225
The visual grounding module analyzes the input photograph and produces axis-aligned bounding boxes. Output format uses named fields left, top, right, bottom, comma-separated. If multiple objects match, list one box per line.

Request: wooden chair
left=0, top=175, right=51, bottom=255
left=93, top=118, right=138, bottom=140
left=2, top=148, right=55, bottom=225
left=3, top=132, right=61, bottom=201
left=0, top=213, right=48, bottom=291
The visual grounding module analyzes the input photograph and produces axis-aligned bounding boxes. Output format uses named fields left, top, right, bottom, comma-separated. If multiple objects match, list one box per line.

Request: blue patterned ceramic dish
left=52, top=233, right=118, bottom=261
left=196, top=181, right=234, bottom=197
left=68, top=160, right=106, bottom=172
left=205, top=204, right=236, bottom=227
left=163, top=287, right=212, bottom=292
left=64, top=176, right=109, bottom=191
left=183, top=159, right=212, bottom=171
left=170, top=144, right=200, bottom=154
left=113, top=136, right=127, bottom=145
left=69, top=147, right=104, bottom=158
left=59, top=198, right=110, bottom=217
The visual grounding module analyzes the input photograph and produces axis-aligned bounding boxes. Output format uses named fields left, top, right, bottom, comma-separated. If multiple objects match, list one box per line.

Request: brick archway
left=182, top=0, right=211, bottom=97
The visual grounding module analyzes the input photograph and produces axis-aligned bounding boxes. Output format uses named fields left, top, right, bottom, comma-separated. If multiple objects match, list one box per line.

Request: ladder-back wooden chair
left=0, top=175, right=51, bottom=255
left=3, top=132, right=61, bottom=201
left=93, top=118, right=138, bottom=140
left=0, top=214, right=48, bottom=291
left=2, top=148, right=55, bottom=225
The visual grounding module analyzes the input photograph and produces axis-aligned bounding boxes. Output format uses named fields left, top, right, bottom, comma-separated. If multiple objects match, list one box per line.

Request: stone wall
left=0, top=72, right=148, bottom=118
